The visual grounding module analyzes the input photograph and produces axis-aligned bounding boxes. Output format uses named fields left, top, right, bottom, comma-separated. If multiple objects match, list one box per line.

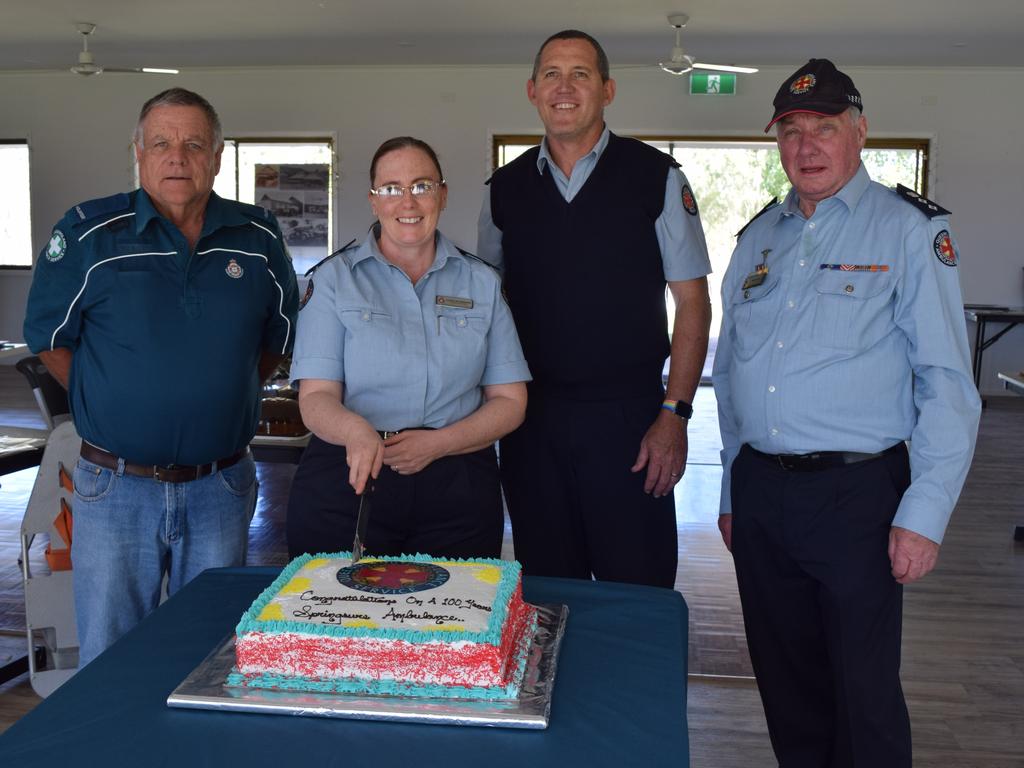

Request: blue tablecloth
left=0, top=568, right=689, bottom=767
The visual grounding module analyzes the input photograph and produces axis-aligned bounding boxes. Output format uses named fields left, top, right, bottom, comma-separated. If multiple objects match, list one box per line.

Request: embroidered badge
left=790, top=74, right=816, bottom=94
left=681, top=184, right=699, bottom=216
left=225, top=258, right=244, bottom=279
left=933, top=230, right=957, bottom=267
left=336, top=561, right=450, bottom=595
left=46, top=230, right=66, bottom=262
left=299, top=279, right=314, bottom=310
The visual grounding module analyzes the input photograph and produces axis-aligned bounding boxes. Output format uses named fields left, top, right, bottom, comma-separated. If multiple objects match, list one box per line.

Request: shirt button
left=768, top=385, right=776, bottom=393
left=787, top=300, right=796, bottom=308
left=744, top=289, right=750, bottom=299
left=845, top=284, right=854, bottom=293
left=457, top=317, right=467, bottom=327
left=776, top=341, right=784, bottom=348
left=361, top=311, right=370, bottom=321
left=808, top=222, right=816, bottom=229
left=770, top=428, right=779, bottom=436
left=798, top=260, right=806, bottom=267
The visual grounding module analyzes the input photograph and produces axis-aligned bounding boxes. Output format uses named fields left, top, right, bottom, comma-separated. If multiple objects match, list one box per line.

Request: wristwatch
left=661, top=398, right=693, bottom=420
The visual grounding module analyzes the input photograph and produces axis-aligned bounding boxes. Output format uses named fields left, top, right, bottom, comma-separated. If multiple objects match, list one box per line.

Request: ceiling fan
left=654, top=13, right=758, bottom=76
left=70, top=22, right=179, bottom=76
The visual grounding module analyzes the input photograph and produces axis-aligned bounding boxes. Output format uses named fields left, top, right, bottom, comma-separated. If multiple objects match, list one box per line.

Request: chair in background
left=21, top=419, right=82, bottom=696
left=15, top=355, right=70, bottom=431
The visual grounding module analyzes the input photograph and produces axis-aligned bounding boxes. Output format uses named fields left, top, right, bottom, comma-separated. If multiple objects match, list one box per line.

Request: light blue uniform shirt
left=477, top=126, right=712, bottom=281
left=290, top=231, right=531, bottom=432
left=712, top=164, right=980, bottom=543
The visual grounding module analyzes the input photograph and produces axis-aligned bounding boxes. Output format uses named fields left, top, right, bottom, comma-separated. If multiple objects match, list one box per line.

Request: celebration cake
left=228, top=553, right=538, bottom=700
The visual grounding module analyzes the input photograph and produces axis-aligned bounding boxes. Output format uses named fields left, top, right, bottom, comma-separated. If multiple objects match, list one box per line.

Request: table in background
left=997, top=372, right=1024, bottom=542
left=964, top=306, right=1024, bottom=392
left=0, top=568, right=690, bottom=767
left=0, top=342, right=28, bottom=362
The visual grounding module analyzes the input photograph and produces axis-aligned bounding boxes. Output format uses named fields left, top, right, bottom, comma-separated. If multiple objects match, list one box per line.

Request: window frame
left=0, top=139, right=33, bottom=271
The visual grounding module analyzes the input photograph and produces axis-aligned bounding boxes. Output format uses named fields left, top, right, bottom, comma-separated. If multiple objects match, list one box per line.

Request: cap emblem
left=790, top=74, right=816, bottom=94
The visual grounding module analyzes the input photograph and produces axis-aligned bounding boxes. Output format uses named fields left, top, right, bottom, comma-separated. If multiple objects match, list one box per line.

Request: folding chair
left=15, top=355, right=71, bottom=431
left=21, top=420, right=81, bottom=696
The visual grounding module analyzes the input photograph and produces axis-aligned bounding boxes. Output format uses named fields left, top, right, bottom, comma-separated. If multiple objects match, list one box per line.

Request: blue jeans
left=72, top=453, right=256, bottom=667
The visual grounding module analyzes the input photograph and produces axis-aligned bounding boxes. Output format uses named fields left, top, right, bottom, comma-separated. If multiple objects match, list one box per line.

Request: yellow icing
left=472, top=565, right=502, bottom=585
left=279, top=576, right=311, bottom=595
left=301, top=558, right=330, bottom=571
left=258, top=603, right=284, bottom=621
left=342, top=619, right=379, bottom=628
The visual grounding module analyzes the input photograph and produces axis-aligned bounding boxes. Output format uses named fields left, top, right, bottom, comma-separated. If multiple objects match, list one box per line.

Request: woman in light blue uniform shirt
left=287, top=137, right=530, bottom=559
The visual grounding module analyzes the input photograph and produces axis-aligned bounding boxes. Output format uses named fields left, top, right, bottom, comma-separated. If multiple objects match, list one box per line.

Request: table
left=997, top=372, right=1024, bottom=541
left=964, top=306, right=1024, bottom=389
left=0, top=342, right=28, bottom=362
left=0, top=568, right=690, bottom=767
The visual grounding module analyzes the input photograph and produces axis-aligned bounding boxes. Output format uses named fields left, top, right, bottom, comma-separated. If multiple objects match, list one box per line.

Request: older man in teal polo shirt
left=23, top=88, right=298, bottom=667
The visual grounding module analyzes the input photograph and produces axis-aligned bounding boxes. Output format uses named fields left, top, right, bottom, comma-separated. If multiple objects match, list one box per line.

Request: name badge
left=741, top=271, right=767, bottom=290
left=436, top=295, right=473, bottom=309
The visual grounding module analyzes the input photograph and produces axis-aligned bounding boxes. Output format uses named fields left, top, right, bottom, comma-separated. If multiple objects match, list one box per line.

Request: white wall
left=1, top=65, right=1021, bottom=393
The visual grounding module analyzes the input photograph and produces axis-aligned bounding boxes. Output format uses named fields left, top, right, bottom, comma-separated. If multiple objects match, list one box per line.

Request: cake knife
left=351, top=481, right=373, bottom=563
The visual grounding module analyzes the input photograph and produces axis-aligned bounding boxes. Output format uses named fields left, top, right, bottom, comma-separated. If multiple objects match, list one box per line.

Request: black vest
left=489, top=132, right=675, bottom=399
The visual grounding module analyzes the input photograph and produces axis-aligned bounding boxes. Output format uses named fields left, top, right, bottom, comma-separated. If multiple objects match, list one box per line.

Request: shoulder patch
left=896, top=184, right=951, bottom=219
left=67, top=192, right=132, bottom=224
left=303, top=238, right=357, bottom=278
left=681, top=184, right=699, bottom=216
left=45, top=230, right=67, bottom=262
left=933, top=229, right=958, bottom=267
left=735, top=198, right=780, bottom=240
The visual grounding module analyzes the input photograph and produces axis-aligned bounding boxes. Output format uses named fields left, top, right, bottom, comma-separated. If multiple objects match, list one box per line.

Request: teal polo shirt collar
left=133, top=189, right=249, bottom=238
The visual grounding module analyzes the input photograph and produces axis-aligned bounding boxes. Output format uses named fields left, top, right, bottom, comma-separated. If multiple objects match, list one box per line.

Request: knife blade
left=351, top=481, right=373, bottom=563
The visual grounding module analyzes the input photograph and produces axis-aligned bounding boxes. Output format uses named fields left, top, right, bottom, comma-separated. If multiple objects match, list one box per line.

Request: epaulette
left=66, top=192, right=132, bottom=225
left=735, top=198, right=779, bottom=240
left=896, top=184, right=950, bottom=219
left=453, top=245, right=499, bottom=273
left=303, top=238, right=357, bottom=278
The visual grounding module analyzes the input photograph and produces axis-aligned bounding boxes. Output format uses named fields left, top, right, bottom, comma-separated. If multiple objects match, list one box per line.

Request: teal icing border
left=235, top=552, right=521, bottom=648
left=227, top=607, right=539, bottom=701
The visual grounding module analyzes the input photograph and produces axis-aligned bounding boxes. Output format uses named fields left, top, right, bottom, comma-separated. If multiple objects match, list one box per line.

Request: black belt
left=745, top=442, right=905, bottom=472
left=377, top=427, right=435, bottom=440
left=81, top=443, right=248, bottom=483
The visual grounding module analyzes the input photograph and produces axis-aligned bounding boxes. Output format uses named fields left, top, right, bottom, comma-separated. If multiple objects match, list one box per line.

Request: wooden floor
left=1, top=363, right=1022, bottom=766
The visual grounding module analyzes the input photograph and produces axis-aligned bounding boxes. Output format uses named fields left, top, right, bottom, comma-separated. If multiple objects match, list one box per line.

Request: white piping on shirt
left=49, top=251, right=177, bottom=350
left=77, top=213, right=137, bottom=242
left=248, top=220, right=278, bottom=239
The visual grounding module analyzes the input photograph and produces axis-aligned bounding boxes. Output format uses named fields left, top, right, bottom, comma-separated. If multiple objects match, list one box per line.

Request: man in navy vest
left=478, top=30, right=712, bottom=587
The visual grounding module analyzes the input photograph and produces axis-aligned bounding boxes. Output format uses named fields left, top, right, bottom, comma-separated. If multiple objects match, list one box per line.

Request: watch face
left=675, top=400, right=693, bottom=419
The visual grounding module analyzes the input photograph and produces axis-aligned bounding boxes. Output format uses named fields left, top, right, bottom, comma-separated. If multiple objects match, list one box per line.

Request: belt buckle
left=381, top=430, right=400, bottom=440
left=777, top=455, right=793, bottom=471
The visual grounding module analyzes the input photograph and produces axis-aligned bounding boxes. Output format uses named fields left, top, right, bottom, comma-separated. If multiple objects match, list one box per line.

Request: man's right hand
left=344, top=418, right=384, bottom=494
left=718, top=513, right=733, bottom=552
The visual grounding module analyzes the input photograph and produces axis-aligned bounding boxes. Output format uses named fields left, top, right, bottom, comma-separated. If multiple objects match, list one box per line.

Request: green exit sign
left=690, top=73, right=737, bottom=95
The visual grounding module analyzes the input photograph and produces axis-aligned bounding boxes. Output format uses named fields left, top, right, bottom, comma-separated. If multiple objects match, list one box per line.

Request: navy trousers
left=730, top=443, right=913, bottom=768
left=286, top=435, right=504, bottom=560
left=499, top=390, right=677, bottom=588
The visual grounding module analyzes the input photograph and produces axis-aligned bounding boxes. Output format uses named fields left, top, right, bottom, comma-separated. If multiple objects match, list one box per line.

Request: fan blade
left=102, top=67, right=180, bottom=75
left=693, top=62, right=759, bottom=74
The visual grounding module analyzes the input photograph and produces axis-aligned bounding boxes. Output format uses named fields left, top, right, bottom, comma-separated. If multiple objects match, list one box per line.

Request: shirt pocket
left=730, top=274, right=782, bottom=360
left=435, top=308, right=488, bottom=365
left=811, top=270, right=894, bottom=351
left=338, top=305, right=397, bottom=372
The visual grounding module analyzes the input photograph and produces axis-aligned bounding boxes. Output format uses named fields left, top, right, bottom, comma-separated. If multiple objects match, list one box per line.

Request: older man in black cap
left=713, top=59, right=979, bottom=767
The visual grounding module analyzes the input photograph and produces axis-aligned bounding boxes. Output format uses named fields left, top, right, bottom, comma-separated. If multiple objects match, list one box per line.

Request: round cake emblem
left=337, top=561, right=450, bottom=594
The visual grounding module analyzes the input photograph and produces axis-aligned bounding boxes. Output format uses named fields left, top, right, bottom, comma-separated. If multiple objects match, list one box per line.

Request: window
left=1, top=141, right=33, bottom=269
left=492, top=134, right=929, bottom=378
left=214, top=139, right=335, bottom=277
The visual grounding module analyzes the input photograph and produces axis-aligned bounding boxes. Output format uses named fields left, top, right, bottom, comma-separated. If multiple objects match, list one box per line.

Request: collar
left=134, top=189, right=246, bottom=237
left=349, top=229, right=465, bottom=275
left=535, top=124, right=611, bottom=176
left=779, top=162, right=871, bottom=221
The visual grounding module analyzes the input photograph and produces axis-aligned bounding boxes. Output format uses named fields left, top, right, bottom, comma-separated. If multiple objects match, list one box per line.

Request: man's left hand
left=631, top=411, right=687, bottom=498
left=888, top=526, right=940, bottom=584
left=383, top=430, right=444, bottom=475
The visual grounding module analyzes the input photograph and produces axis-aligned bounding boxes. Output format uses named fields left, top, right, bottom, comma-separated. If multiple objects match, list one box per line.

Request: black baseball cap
left=764, top=58, right=863, bottom=132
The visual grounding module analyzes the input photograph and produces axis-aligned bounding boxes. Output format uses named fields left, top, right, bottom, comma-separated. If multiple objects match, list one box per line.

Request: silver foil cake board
left=167, top=603, right=568, bottom=729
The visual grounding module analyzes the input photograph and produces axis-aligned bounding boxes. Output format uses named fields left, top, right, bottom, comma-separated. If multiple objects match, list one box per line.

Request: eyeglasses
left=369, top=180, right=445, bottom=198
